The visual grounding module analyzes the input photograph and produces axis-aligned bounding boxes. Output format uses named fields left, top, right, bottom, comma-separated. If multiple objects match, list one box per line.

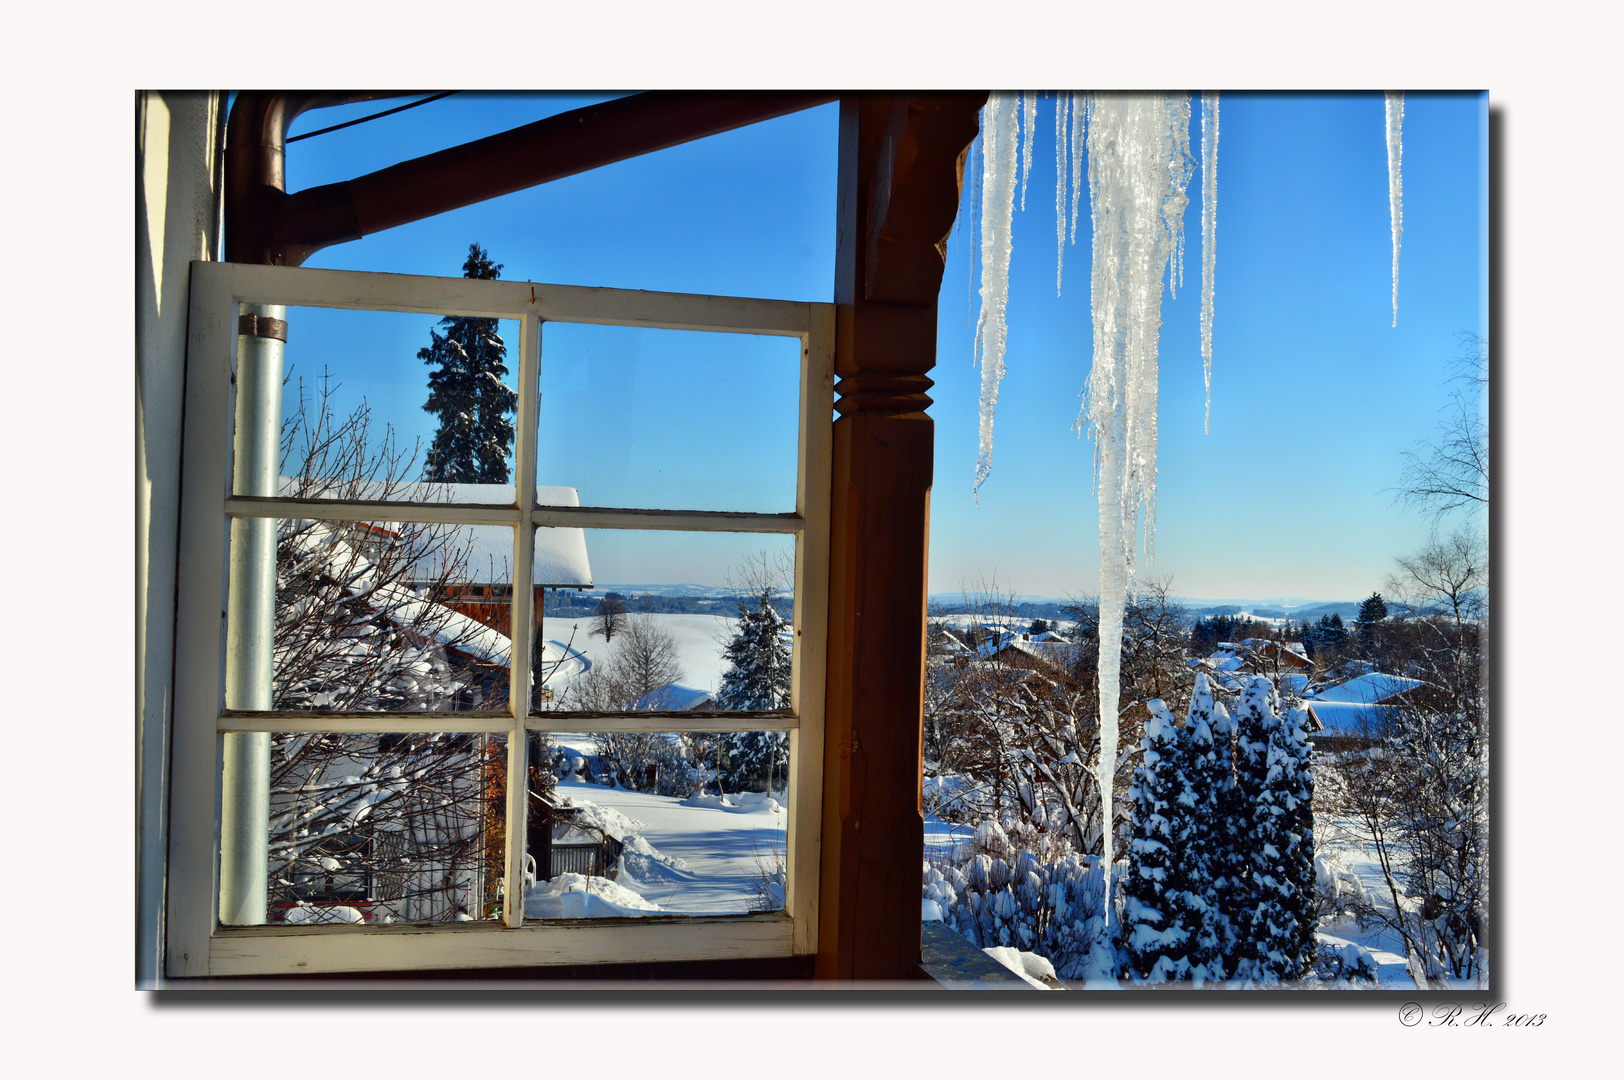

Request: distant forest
left=543, top=589, right=795, bottom=621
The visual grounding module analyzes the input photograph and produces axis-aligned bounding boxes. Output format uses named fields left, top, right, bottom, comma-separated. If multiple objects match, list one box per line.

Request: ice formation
left=1386, top=91, right=1404, bottom=327
left=1200, top=92, right=1219, bottom=431
left=1081, top=93, right=1195, bottom=923
left=1020, top=91, right=1036, bottom=211
left=1055, top=91, right=1069, bottom=293
left=973, top=92, right=1020, bottom=495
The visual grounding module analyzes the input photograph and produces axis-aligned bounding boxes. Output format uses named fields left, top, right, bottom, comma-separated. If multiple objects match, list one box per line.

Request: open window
left=168, top=261, right=832, bottom=976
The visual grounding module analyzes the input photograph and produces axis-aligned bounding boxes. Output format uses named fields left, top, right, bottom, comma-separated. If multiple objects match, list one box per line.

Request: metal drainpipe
left=218, top=307, right=286, bottom=926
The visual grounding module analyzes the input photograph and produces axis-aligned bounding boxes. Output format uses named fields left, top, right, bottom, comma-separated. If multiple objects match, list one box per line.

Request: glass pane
left=232, top=733, right=508, bottom=926
left=246, top=306, right=520, bottom=504
left=229, top=517, right=517, bottom=712
left=533, top=530, right=796, bottom=712
left=526, top=732, right=789, bottom=919
left=535, top=323, right=799, bottom=513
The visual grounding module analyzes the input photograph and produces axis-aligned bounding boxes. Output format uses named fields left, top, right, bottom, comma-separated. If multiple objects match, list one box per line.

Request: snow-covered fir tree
left=420, top=244, right=517, bottom=483
left=715, top=587, right=793, bottom=791
left=1206, top=679, right=1246, bottom=978
left=1280, top=702, right=1318, bottom=974
left=1232, top=676, right=1301, bottom=982
left=1178, top=675, right=1227, bottom=983
left=1122, top=700, right=1189, bottom=982
left=716, top=587, right=792, bottom=710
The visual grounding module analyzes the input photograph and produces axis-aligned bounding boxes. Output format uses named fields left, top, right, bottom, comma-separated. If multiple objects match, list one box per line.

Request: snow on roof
left=1306, top=701, right=1403, bottom=737
left=279, top=478, right=593, bottom=587
left=980, top=637, right=1077, bottom=666
left=1311, top=672, right=1427, bottom=705
left=632, top=683, right=716, bottom=711
left=284, top=522, right=515, bottom=667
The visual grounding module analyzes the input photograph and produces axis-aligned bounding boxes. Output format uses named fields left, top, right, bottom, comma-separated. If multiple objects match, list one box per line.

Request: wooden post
left=818, top=94, right=984, bottom=980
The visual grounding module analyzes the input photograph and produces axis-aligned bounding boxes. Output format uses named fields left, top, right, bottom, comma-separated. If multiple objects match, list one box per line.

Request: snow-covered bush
left=923, top=847, right=1120, bottom=982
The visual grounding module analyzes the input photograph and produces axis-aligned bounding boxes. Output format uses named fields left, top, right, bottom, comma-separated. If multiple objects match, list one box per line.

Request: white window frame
left=168, top=261, right=832, bottom=977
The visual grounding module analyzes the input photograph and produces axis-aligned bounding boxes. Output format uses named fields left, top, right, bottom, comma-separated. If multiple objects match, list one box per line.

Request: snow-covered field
left=539, top=612, right=733, bottom=694
left=527, top=736, right=786, bottom=919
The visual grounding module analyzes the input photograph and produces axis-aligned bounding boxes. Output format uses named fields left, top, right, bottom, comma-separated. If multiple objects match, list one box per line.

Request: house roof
left=633, top=683, right=716, bottom=711
left=279, top=478, right=593, bottom=587
left=1309, top=672, right=1427, bottom=705
left=1305, top=700, right=1403, bottom=737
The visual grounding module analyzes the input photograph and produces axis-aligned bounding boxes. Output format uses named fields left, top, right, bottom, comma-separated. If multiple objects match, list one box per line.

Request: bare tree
left=924, top=581, right=1142, bottom=861
left=590, top=593, right=627, bottom=643
left=1395, top=333, right=1488, bottom=522
left=263, top=375, right=516, bottom=924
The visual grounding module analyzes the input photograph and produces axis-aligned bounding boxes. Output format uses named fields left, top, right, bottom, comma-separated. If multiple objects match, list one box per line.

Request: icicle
left=1069, top=92, right=1085, bottom=244
left=1082, top=93, right=1195, bottom=931
left=1020, top=91, right=1037, bottom=212
left=1386, top=91, right=1404, bottom=327
left=968, top=134, right=982, bottom=335
left=1056, top=92, right=1069, bottom=295
left=973, top=94, right=1020, bottom=496
left=1200, top=91, right=1219, bottom=433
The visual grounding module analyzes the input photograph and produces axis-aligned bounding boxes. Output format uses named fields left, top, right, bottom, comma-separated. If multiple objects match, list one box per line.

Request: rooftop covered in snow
left=279, top=478, right=593, bottom=588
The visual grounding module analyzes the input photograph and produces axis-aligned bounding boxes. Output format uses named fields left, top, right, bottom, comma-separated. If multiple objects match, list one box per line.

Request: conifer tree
left=1233, top=676, right=1300, bottom=983
left=1179, top=675, right=1227, bottom=983
left=715, top=587, right=793, bottom=792
left=1122, top=700, right=1190, bottom=982
left=420, top=244, right=517, bottom=483
left=1281, top=703, right=1319, bottom=974
left=716, top=587, right=792, bottom=711
left=1207, top=680, right=1246, bottom=978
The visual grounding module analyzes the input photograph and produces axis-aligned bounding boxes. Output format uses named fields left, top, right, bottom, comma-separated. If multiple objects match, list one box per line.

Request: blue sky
left=282, top=92, right=1485, bottom=602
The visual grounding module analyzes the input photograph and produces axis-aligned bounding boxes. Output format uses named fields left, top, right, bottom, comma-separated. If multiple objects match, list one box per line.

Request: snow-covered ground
left=539, top=612, right=732, bottom=695
left=528, top=739, right=786, bottom=919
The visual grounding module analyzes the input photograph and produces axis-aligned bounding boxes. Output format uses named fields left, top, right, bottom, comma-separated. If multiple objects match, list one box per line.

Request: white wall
left=136, top=90, right=224, bottom=988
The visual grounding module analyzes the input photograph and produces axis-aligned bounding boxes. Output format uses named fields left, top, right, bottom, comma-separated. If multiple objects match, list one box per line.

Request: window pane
left=253, top=306, right=520, bottom=505
left=535, top=323, right=799, bottom=513
left=229, top=517, right=517, bottom=712
left=227, top=733, right=508, bottom=926
left=533, top=530, right=796, bottom=712
left=527, top=733, right=789, bottom=918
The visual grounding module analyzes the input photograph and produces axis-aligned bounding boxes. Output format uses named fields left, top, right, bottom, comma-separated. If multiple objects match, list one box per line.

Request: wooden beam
left=818, top=93, right=985, bottom=981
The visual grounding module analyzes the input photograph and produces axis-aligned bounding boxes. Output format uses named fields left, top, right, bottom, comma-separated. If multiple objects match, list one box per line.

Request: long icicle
left=974, top=93, right=1020, bottom=496
left=1069, top=91, right=1085, bottom=245
left=1200, top=92, right=1219, bottom=432
left=1056, top=91, right=1070, bottom=295
left=1386, top=91, right=1404, bottom=327
left=1020, top=91, right=1037, bottom=212
left=1082, top=94, right=1194, bottom=973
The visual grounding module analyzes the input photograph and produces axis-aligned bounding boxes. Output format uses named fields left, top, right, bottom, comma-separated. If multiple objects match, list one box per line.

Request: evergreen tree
left=715, top=587, right=793, bottom=792
left=1122, top=700, right=1190, bottom=982
left=1179, top=675, right=1227, bottom=984
left=716, top=588, right=792, bottom=710
left=420, top=244, right=517, bottom=483
left=1233, top=677, right=1304, bottom=983
left=1356, top=592, right=1388, bottom=646
left=1281, top=703, right=1318, bottom=975
left=1207, top=680, right=1246, bottom=978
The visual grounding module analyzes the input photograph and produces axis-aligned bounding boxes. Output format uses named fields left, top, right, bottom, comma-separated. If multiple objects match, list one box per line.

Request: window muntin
left=170, top=262, right=831, bottom=976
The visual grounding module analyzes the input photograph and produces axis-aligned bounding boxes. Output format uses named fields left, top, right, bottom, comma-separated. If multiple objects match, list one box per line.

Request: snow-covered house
left=633, top=683, right=717, bottom=711
left=1302, top=672, right=1431, bottom=744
